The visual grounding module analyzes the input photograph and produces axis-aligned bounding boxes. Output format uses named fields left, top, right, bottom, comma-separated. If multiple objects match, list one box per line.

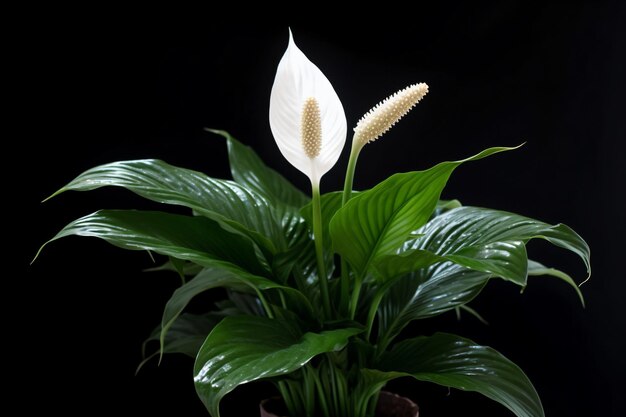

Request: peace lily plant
left=37, top=31, right=590, bottom=417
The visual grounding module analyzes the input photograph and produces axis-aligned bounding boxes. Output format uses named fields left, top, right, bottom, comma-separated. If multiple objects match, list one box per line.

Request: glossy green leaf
left=376, top=241, right=528, bottom=284
left=210, top=129, right=309, bottom=208
left=46, top=159, right=282, bottom=253
left=376, top=206, right=590, bottom=346
left=208, top=131, right=327, bottom=282
left=377, top=264, right=489, bottom=346
left=528, top=260, right=585, bottom=306
left=392, top=206, right=590, bottom=285
left=144, top=259, right=203, bottom=276
left=368, top=332, right=544, bottom=417
left=37, top=210, right=267, bottom=276
left=373, top=249, right=446, bottom=281
left=330, top=146, right=519, bottom=277
left=159, top=265, right=314, bottom=355
left=194, top=316, right=361, bottom=417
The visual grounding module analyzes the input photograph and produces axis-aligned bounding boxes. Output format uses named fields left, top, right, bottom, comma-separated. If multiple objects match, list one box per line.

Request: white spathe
left=269, top=30, right=347, bottom=185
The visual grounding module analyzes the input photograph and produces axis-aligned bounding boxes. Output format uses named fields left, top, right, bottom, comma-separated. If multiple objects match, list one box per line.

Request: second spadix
left=353, top=83, right=429, bottom=152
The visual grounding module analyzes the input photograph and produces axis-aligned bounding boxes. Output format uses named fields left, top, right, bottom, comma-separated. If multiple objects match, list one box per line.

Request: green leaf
left=46, top=159, right=282, bottom=253
left=193, top=316, right=361, bottom=417
left=432, top=198, right=462, bottom=218
left=376, top=207, right=590, bottom=346
left=377, top=264, right=489, bottom=346
left=208, top=131, right=323, bottom=282
left=144, top=259, right=203, bottom=276
left=330, top=146, right=519, bottom=277
left=373, top=249, right=446, bottom=281
left=528, top=260, right=585, bottom=307
left=210, top=129, right=309, bottom=208
left=159, top=265, right=314, bottom=355
left=37, top=210, right=267, bottom=276
left=368, top=332, right=544, bottom=417
left=376, top=241, right=528, bottom=285
left=138, top=313, right=222, bottom=372
left=457, top=304, right=489, bottom=325
left=384, top=206, right=590, bottom=285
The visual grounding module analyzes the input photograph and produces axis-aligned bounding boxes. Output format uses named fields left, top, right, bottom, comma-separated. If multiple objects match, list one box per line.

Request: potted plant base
left=38, top=29, right=590, bottom=417
left=261, top=392, right=419, bottom=417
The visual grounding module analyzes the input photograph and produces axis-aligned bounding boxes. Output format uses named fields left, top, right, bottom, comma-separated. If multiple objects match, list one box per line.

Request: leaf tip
left=30, top=241, right=49, bottom=265
left=41, top=188, right=65, bottom=203
left=203, top=128, right=229, bottom=139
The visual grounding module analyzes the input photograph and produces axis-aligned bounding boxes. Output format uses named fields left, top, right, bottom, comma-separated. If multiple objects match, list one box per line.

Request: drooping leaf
left=367, top=332, right=544, bottom=417
left=527, top=260, right=585, bottom=306
left=376, top=207, right=590, bottom=346
left=193, top=316, right=361, bottom=417
left=330, top=146, right=519, bottom=278
left=37, top=210, right=267, bottom=276
left=457, top=304, right=489, bottom=325
left=46, top=159, right=282, bottom=253
left=382, top=206, right=590, bottom=285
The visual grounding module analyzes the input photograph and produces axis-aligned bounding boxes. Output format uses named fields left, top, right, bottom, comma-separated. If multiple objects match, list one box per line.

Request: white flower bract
left=269, top=30, right=347, bottom=185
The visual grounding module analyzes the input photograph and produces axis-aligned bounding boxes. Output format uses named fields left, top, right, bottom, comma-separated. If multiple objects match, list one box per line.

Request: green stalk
left=364, top=286, right=387, bottom=341
left=256, top=289, right=274, bottom=319
left=312, top=183, right=332, bottom=318
left=340, top=142, right=362, bottom=316
left=304, top=369, right=315, bottom=417
left=277, top=381, right=298, bottom=417
left=308, top=365, right=331, bottom=417
left=342, top=143, right=361, bottom=206
left=327, top=358, right=340, bottom=415
left=349, top=275, right=363, bottom=319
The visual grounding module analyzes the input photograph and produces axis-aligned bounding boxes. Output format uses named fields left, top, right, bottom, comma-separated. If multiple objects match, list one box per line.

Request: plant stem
left=256, top=289, right=274, bottom=319
left=364, top=287, right=387, bottom=341
left=349, top=275, right=363, bottom=319
left=312, top=183, right=332, bottom=318
left=308, top=365, right=331, bottom=417
left=342, top=143, right=360, bottom=206
left=340, top=143, right=361, bottom=316
left=277, top=381, right=297, bottom=416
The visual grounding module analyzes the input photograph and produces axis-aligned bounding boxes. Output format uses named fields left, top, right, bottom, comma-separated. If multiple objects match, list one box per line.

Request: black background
left=22, top=2, right=625, bottom=416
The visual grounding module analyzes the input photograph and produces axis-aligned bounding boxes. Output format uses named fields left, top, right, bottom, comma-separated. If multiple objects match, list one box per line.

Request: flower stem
left=312, top=183, right=332, bottom=318
left=342, top=143, right=360, bottom=206
left=341, top=143, right=362, bottom=318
